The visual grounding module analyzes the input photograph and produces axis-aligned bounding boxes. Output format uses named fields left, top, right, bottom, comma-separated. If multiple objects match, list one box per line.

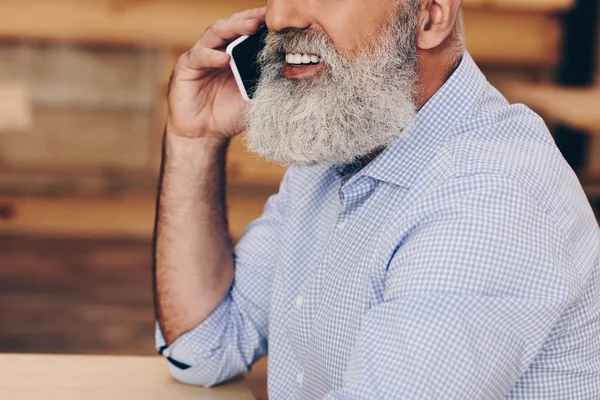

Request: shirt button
left=296, top=371, right=304, bottom=385
left=338, top=220, right=347, bottom=230
left=295, top=295, right=304, bottom=310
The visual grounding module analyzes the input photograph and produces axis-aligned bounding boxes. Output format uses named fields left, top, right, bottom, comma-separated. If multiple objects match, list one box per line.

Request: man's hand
left=167, top=7, right=267, bottom=140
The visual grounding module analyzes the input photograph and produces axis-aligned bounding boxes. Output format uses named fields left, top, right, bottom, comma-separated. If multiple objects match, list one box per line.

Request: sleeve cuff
left=155, top=295, right=232, bottom=369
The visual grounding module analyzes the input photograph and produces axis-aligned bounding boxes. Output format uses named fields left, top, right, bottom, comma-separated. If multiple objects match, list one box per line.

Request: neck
left=415, top=44, right=462, bottom=110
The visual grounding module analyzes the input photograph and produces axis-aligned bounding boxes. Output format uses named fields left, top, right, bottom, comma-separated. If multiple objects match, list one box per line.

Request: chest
left=269, top=174, right=412, bottom=389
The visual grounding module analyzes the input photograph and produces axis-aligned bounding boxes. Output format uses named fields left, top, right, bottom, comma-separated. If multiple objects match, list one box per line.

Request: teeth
left=285, top=53, right=321, bottom=65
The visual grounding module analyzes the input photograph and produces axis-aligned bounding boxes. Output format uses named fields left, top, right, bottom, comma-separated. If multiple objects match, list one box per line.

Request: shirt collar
left=360, top=51, right=487, bottom=189
left=335, top=159, right=364, bottom=184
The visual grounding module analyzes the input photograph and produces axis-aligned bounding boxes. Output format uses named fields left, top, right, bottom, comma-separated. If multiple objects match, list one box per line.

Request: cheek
left=316, top=2, right=395, bottom=59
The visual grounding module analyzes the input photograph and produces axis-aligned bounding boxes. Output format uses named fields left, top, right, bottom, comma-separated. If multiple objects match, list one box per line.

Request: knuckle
left=177, top=51, right=189, bottom=65
left=211, top=19, right=227, bottom=31
left=201, top=21, right=218, bottom=38
left=233, top=9, right=251, bottom=19
left=175, top=50, right=194, bottom=69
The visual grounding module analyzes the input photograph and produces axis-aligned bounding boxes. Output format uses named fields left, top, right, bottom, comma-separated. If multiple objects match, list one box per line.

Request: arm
left=155, top=171, right=288, bottom=386
left=325, top=176, right=572, bottom=399
left=154, top=132, right=232, bottom=345
left=152, top=7, right=274, bottom=387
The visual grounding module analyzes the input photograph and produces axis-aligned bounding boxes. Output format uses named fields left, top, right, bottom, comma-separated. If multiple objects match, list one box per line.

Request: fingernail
left=259, top=6, right=267, bottom=13
left=246, top=19, right=256, bottom=25
left=217, top=53, right=229, bottom=62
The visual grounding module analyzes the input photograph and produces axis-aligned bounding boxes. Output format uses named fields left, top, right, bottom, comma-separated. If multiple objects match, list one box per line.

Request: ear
left=417, top=0, right=462, bottom=50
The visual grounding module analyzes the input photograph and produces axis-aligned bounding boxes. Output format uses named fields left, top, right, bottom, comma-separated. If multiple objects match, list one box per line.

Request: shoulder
left=409, top=84, right=599, bottom=278
left=440, top=84, right=591, bottom=229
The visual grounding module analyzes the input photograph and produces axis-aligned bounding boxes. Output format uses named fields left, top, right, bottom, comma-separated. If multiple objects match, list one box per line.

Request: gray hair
left=450, top=10, right=466, bottom=63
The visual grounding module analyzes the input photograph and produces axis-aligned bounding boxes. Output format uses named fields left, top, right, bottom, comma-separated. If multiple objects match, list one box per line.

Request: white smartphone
left=226, top=25, right=269, bottom=102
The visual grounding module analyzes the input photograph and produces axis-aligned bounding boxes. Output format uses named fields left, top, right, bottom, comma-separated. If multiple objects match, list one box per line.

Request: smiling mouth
left=282, top=52, right=327, bottom=80
left=285, top=52, right=322, bottom=65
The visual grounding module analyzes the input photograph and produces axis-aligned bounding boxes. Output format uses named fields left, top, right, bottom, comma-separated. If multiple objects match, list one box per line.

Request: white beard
left=245, top=14, right=418, bottom=166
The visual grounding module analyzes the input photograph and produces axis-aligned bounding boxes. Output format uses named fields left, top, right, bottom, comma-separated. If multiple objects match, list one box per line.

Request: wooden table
left=0, top=354, right=255, bottom=400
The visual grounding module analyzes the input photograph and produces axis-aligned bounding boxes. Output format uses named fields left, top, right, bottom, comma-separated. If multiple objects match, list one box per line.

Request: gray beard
left=245, top=14, right=418, bottom=166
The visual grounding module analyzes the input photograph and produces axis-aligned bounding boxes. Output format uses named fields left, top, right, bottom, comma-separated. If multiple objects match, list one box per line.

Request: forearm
left=154, top=130, right=234, bottom=345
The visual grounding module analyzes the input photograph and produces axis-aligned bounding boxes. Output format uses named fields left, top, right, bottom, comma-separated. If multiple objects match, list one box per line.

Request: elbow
left=165, top=358, right=229, bottom=388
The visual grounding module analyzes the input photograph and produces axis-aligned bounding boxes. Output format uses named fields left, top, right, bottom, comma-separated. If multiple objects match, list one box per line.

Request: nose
left=266, top=0, right=312, bottom=32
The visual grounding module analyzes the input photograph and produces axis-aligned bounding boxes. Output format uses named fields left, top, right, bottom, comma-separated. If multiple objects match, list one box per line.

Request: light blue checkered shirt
left=157, top=52, right=600, bottom=399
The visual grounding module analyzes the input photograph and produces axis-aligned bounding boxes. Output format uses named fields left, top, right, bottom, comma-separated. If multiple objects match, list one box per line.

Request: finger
left=177, top=48, right=230, bottom=73
left=195, top=7, right=266, bottom=50
left=230, top=6, right=268, bottom=21
left=199, top=14, right=265, bottom=50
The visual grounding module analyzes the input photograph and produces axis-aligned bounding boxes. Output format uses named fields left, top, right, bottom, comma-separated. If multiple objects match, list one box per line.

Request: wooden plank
left=487, top=0, right=574, bottom=12
left=502, top=83, right=600, bottom=132
left=0, top=0, right=566, bottom=66
left=0, top=108, right=153, bottom=172
left=0, top=82, right=32, bottom=132
left=0, top=191, right=272, bottom=240
left=463, top=10, right=562, bottom=66
left=0, top=44, right=160, bottom=111
left=0, top=0, right=264, bottom=49
left=0, top=42, right=161, bottom=174
left=0, top=169, right=158, bottom=196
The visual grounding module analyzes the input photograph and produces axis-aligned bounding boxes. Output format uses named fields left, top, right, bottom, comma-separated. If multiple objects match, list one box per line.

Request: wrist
left=166, top=126, right=229, bottom=148
left=161, top=130, right=229, bottom=197
left=165, top=130, right=229, bottom=164
left=165, top=119, right=231, bottom=148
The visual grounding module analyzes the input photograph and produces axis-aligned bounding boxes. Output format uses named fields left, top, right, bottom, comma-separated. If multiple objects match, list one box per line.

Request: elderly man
left=153, top=0, right=600, bottom=398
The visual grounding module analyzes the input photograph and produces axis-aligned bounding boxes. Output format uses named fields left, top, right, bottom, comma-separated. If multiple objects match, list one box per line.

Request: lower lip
left=282, top=63, right=327, bottom=80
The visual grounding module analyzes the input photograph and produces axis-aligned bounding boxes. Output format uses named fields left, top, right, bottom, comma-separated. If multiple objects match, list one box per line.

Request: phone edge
left=226, top=35, right=252, bottom=102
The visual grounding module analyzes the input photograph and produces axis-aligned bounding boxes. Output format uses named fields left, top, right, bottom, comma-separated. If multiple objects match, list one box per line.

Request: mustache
left=259, top=29, right=341, bottom=66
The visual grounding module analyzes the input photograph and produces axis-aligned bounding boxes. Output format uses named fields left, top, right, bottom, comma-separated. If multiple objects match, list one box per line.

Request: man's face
left=245, top=0, right=419, bottom=166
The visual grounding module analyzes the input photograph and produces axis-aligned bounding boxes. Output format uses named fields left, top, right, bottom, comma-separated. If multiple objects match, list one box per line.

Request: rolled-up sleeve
left=325, top=176, right=573, bottom=399
left=156, top=169, right=291, bottom=387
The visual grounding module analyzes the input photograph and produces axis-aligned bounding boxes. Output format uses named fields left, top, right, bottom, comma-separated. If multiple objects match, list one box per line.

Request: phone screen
left=231, top=25, right=268, bottom=99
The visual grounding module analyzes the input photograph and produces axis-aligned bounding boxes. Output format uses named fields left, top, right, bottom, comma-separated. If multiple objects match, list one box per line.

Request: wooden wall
left=0, top=0, right=579, bottom=240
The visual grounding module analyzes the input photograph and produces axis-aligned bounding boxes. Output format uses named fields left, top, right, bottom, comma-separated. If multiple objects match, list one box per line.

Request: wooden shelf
left=503, top=83, right=600, bottom=132
left=480, top=0, right=574, bottom=12
left=463, top=10, right=562, bottom=66
left=0, top=0, right=264, bottom=49
left=0, top=0, right=570, bottom=66
left=0, top=190, right=272, bottom=241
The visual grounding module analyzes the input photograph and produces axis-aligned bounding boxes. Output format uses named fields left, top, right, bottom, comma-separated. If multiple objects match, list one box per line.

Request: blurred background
left=0, top=1, right=598, bottom=399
